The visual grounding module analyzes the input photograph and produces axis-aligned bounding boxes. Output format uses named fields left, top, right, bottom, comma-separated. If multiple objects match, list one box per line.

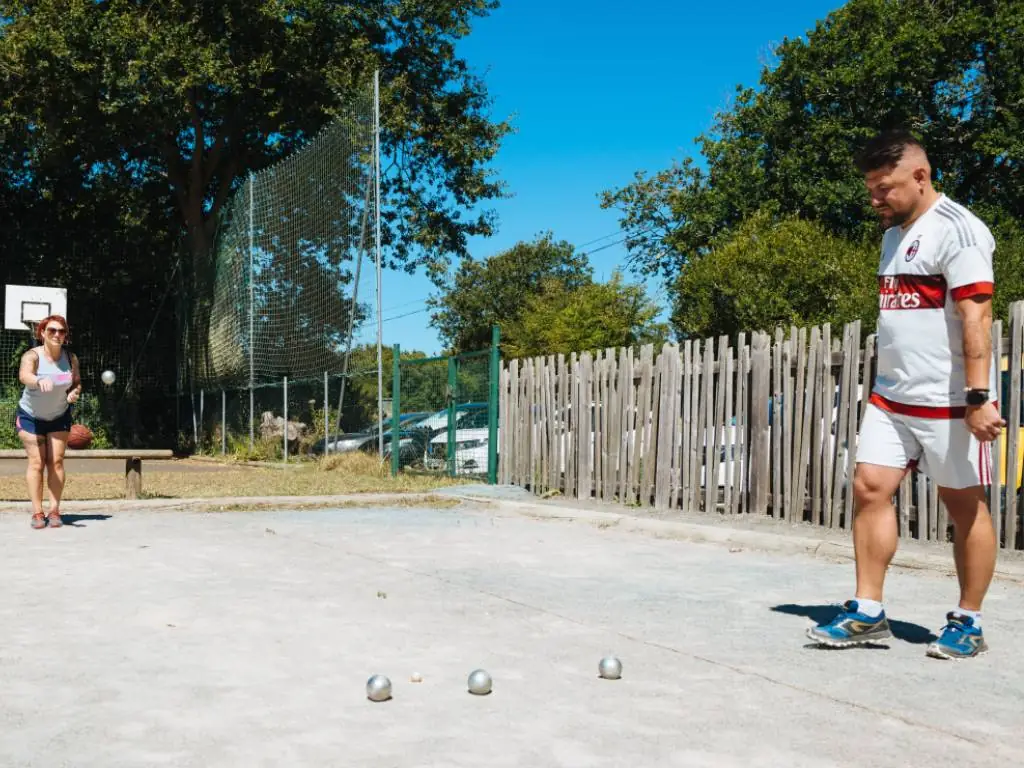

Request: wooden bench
left=0, top=448, right=175, bottom=499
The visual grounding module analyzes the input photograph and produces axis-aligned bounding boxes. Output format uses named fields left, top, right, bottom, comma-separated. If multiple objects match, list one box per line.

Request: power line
left=576, top=229, right=627, bottom=249
left=360, top=227, right=658, bottom=329
left=380, top=296, right=430, bottom=313
left=382, top=306, right=431, bottom=323
left=581, top=236, right=629, bottom=256
left=580, top=227, right=657, bottom=257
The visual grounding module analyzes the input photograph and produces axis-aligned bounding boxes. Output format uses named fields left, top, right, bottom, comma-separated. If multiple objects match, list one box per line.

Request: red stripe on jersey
left=950, top=282, right=994, bottom=301
left=869, top=392, right=999, bottom=420
left=878, top=274, right=946, bottom=310
left=870, top=392, right=965, bottom=419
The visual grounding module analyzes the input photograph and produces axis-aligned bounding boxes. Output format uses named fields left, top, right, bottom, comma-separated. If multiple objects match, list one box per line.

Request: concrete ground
left=1, top=495, right=1022, bottom=767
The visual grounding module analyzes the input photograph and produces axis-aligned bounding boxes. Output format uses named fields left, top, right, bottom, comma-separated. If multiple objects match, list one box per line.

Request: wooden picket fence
left=499, top=301, right=1024, bottom=550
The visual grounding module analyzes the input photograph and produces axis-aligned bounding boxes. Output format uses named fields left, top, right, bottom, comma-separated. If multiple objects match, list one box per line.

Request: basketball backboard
left=4, top=284, right=67, bottom=331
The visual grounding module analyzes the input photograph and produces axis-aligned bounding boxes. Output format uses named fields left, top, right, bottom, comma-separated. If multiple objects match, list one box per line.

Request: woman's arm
left=18, top=350, right=49, bottom=391
left=67, top=353, right=82, bottom=403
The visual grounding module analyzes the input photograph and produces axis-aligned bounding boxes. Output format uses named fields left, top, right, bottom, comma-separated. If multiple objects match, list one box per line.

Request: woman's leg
left=45, top=429, right=69, bottom=526
left=17, top=428, right=48, bottom=527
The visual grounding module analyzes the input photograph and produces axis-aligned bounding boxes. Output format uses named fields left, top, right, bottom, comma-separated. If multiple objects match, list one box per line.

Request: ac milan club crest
left=905, top=238, right=921, bottom=262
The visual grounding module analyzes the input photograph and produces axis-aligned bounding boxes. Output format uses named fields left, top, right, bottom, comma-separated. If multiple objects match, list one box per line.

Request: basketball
left=68, top=424, right=93, bottom=450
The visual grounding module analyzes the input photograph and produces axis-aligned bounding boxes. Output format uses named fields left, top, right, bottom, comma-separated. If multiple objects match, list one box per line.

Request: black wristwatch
left=965, top=388, right=990, bottom=407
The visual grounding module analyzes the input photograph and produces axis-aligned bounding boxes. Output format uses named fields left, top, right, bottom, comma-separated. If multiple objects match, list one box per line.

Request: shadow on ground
left=60, top=514, right=113, bottom=527
left=772, top=604, right=938, bottom=644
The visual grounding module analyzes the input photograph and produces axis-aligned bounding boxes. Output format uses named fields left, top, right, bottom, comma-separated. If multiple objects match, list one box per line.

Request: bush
left=672, top=211, right=878, bottom=340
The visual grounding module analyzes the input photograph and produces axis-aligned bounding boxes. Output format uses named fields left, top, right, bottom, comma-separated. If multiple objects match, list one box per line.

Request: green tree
left=989, top=214, right=1024, bottom=327
left=429, top=233, right=592, bottom=352
left=505, top=272, right=668, bottom=358
left=0, top=0, right=510, bottom=278
left=671, top=213, right=878, bottom=340
left=1, top=1, right=510, bottom=444
left=601, top=0, right=1024, bottom=291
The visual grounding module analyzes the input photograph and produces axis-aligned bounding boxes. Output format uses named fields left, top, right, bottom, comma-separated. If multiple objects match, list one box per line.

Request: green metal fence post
left=391, top=344, right=401, bottom=477
left=447, top=355, right=457, bottom=478
left=488, top=325, right=500, bottom=484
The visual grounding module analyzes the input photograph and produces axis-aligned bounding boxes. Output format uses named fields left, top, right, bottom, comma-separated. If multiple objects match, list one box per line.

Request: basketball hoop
left=4, top=284, right=67, bottom=332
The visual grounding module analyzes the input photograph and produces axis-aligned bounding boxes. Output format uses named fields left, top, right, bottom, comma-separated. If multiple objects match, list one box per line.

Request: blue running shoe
left=926, top=612, right=988, bottom=660
left=806, top=600, right=892, bottom=647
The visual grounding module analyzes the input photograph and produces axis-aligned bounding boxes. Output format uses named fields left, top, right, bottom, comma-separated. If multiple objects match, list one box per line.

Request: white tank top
left=19, top=348, right=73, bottom=420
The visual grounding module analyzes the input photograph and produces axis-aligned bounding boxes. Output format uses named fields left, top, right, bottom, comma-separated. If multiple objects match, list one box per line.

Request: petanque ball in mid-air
left=467, top=669, right=492, bottom=695
left=598, top=656, right=622, bottom=680
left=101, top=369, right=116, bottom=386
left=366, top=674, right=392, bottom=702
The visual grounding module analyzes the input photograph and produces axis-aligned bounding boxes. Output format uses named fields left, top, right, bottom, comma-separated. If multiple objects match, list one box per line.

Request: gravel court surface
left=1, top=500, right=1021, bottom=767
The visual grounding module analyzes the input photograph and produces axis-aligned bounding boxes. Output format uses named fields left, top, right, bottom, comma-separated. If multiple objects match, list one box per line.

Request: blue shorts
left=15, top=406, right=72, bottom=436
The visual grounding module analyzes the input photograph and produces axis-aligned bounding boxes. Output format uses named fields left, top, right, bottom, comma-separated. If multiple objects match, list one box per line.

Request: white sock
left=955, top=608, right=982, bottom=628
left=853, top=597, right=883, bottom=618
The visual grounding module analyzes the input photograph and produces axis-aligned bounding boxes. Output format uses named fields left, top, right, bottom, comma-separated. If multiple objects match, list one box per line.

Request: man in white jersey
left=807, top=130, right=1005, bottom=659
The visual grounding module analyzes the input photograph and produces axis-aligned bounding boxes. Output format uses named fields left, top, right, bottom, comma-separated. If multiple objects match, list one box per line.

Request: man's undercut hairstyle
left=855, top=129, right=928, bottom=174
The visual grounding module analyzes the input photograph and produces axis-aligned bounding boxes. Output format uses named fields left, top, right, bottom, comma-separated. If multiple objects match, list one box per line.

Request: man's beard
left=880, top=208, right=910, bottom=228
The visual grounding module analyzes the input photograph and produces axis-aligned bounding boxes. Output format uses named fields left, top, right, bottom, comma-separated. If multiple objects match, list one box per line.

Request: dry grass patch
left=194, top=495, right=462, bottom=513
left=0, top=452, right=466, bottom=501
left=316, top=451, right=389, bottom=475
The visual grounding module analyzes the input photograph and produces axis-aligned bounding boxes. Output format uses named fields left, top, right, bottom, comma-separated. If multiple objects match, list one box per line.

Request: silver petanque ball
left=366, top=674, right=392, bottom=702
left=101, top=369, right=116, bottom=386
left=467, top=668, right=492, bottom=695
left=598, top=656, right=622, bottom=680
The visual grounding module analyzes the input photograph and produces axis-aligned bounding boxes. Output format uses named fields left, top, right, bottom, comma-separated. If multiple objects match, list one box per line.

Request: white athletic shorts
left=856, top=403, right=993, bottom=489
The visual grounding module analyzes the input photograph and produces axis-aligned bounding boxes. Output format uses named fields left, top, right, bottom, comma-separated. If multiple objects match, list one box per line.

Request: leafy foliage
left=672, top=213, right=878, bottom=340
left=504, top=272, right=668, bottom=358
left=429, top=233, right=592, bottom=352
left=988, top=213, right=1024, bottom=327
left=601, top=0, right=1024, bottom=329
left=0, top=1, right=510, bottom=445
left=0, top=0, right=509, bottom=268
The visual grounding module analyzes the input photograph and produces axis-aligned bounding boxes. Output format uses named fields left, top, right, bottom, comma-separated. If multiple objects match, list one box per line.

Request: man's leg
left=915, top=418, right=996, bottom=659
left=807, top=404, right=917, bottom=647
left=852, top=463, right=907, bottom=603
left=940, top=484, right=996, bottom=613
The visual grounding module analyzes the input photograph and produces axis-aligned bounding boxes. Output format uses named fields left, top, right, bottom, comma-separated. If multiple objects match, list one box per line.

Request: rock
left=259, top=411, right=308, bottom=441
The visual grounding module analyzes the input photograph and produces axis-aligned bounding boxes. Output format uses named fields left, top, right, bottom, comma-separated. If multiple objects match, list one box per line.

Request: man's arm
left=956, top=295, right=993, bottom=390
left=957, top=294, right=1004, bottom=442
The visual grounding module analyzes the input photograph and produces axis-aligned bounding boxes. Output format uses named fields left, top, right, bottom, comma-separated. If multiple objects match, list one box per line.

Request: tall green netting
left=185, top=84, right=375, bottom=398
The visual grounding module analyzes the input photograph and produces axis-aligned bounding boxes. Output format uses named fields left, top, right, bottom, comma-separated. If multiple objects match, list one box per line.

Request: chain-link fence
left=184, top=82, right=374, bottom=394
left=181, top=364, right=377, bottom=462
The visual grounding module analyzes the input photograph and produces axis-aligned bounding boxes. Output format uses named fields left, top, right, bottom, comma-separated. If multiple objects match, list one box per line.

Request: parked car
left=382, top=430, right=434, bottom=469
left=407, top=402, right=489, bottom=437
left=425, top=427, right=492, bottom=475
left=311, top=411, right=431, bottom=455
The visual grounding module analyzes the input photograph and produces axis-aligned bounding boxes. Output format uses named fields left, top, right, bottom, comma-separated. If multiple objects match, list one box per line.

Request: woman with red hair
left=16, top=315, right=81, bottom=529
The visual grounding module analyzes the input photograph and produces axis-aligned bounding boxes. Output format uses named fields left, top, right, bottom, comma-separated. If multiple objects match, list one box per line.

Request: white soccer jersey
left=872, top=194, right=996, bottom=417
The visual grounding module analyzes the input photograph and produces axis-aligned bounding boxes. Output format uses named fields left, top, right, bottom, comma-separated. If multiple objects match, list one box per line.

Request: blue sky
left=358, top=0, right=845, bottom=355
